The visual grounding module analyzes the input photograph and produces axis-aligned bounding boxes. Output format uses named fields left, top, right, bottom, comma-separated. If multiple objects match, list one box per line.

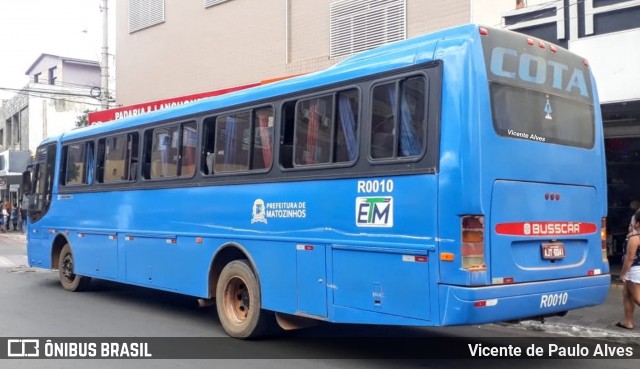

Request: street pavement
left=0, top=232, right=638, bottom=339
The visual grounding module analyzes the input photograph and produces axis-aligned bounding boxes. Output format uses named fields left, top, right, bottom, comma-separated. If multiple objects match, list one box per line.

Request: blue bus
left=22, top=24, right=610, bottom=338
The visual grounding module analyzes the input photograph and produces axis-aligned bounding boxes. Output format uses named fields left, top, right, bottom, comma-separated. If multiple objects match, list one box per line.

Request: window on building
left=330, top=0, right=406, bottom=59
left=34, top=73, right=41, bottom=83
left=48, top=67, right=57, bottom=85
left=129, top=0, right=165, bottom=33
left=12, top=113, right=20, bottom=145
left=0, top=129, right=4, bottom=147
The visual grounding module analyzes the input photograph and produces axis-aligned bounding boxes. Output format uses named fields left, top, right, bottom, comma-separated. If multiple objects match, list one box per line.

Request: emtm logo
left=355, top=197, right=393, bottom=228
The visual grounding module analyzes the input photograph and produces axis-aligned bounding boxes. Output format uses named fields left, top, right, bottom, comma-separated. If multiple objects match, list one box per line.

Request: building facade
left=115, top=0, right=470, bottom=105
left=0, top=54, right=101, bottom=204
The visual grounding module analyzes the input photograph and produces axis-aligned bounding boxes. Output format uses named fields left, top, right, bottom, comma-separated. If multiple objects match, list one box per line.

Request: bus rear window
left=490, top=83, right=595, bottom=149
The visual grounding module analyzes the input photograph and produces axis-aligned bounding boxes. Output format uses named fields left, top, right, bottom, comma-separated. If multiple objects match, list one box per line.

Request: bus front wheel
left=216, top=259, right=272, bottom=339
left=58, top=244, right=91, bottom=292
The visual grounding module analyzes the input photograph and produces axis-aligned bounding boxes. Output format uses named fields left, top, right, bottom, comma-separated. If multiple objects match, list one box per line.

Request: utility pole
left=100, top=0, right=110, bottom=110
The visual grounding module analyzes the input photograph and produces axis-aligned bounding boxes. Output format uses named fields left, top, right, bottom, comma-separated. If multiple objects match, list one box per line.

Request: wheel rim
left=61, top=253, right=75, bottom=283
left=223, top=276, right=250, bottom=324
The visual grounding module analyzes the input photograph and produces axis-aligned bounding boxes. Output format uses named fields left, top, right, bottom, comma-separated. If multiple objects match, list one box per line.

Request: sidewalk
left=0, top=231, right=27, bottom=242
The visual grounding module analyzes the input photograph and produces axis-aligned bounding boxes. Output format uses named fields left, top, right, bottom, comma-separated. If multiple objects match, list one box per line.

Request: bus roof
left=58, top=23, right=483, bottom=143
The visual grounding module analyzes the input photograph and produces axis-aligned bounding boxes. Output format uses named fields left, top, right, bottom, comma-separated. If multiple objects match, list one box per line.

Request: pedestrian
left=617, top=210, right=640, bottom=330
left=4, top=201, right=11, bottom=231
left=11, top=203, right=18, bottom=231
left=1, top=205, right=8, bottom=234
left=20, top=198, right=27, bottom=234
left=0, top=200, right=4, bottom=233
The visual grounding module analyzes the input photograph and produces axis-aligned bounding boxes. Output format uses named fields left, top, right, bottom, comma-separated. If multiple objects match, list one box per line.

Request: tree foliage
left=75, top=109, right=93, bottom=128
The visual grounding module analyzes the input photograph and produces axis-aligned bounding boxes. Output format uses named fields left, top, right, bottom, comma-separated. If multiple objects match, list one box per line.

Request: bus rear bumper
left=439, top=274, right=611, bottom=326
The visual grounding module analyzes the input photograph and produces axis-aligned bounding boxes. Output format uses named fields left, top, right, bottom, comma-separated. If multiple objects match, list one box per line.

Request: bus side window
left=280, top=102, right=296, bottom=169
left=128, top=132, right=139, bottom=181
left=370, top=77, right=427, bottom=160
left=202, top=117, right=216, bottom=175
left=250, top=107, right=274, bottom=170
left=214, top=112, right=251, bottom=173
left=62, top=141, right=94, bottom=186
left=335, top=89, right=359, bottom=163
left=371, top=82, right=396, bottom=159
left=180, top=123, right=197, bottom=177
left=294, top=96, right=333, bottom=166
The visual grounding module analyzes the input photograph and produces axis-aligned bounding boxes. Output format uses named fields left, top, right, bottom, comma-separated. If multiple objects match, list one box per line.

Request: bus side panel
left=26, top=228, right=52, bottom=269
left=124, top=235, right=180, bottom=289
left=72, top=233, right=118, bottom=280
left=332, top=248, right=431, bottom=321
left=122, top=235, right=218, bottom=295
left=243, top=240, right=299, bottom=315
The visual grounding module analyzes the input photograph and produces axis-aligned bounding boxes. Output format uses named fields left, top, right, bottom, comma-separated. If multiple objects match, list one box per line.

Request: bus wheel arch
left=57, top=241, right=91, bottom=292
left=209, top=243, right=274, bottom=338
left=209, top=243, right=260, bottom=299
left=51, top=234, right=70, bottom=270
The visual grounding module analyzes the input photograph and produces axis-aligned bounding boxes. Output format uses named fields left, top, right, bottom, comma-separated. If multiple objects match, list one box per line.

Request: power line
left=0, top=87, right=104, bottom=108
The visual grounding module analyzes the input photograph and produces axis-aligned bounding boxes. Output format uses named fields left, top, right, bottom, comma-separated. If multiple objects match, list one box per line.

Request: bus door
left=23, top=144, right=57, bottom=268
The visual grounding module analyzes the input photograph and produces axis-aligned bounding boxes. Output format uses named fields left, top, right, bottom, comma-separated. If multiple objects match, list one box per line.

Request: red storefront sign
left=88, top=83, right=260, bottom=125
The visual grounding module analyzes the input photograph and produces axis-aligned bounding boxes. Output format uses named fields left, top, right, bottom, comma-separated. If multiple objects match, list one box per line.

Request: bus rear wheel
left=58, top=244, right=91, bottom=292
left=216, top=259, right=272, bottom=339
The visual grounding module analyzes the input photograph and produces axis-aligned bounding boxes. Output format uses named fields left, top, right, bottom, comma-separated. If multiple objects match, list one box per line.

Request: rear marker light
left=588, top=269, right=602, bottom=276
left=195, top=237, right=203, bottom=244
left=77, top=233, right=85, bottom=238
left=440, top=252, right=455, bottom=261
left=474, top=299, right=498, bottom=307
left=402, top=255, right=428, bottom=263
left=109, top=235, right=117, bottom=240
left=479, top=27, right=489, bottom=36
left=527, top=38, right=535, bottom=45
left=538, top=41, right=546, bottom=49
left=462, top=216, right=486, bottom=272
left=601, top=218, right=608, bottom=262
left=125, top=236, right=134, bottom=241
left=492, top=277, right=514, bottom=285
left=550, top=45, right=557, bottom=53
left=166, top=239, right=177, bottom=244
left=584, top=59, right=589, bottom=67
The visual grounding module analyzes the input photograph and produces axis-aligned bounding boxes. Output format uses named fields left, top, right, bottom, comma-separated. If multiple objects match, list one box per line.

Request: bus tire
left=216, top=259, right=272, bottom=339
left=58, top=244, right=91, bottom=292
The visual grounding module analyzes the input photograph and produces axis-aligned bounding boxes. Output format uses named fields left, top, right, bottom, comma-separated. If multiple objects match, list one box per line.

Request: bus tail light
left=601, top=218, right=608, bottom=262
left=462, top=216, right=486, bottom=272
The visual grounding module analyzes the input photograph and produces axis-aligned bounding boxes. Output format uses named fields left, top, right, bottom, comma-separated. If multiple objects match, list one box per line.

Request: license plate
left=541, top=242, right=565, bottom=260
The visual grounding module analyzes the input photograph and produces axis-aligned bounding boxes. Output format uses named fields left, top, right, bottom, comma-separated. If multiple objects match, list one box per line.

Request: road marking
left=0, top=255, right=28, bottom=268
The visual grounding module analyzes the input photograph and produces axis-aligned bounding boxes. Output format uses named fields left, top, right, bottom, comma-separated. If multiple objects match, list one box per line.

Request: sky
left=0, top=0, right=116, bottom=100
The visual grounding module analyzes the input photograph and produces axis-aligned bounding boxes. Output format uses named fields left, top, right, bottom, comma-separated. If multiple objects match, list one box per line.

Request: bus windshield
left=482, top=27, right=595, bottom=149
left=490, top=83, right=595, bottom=148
